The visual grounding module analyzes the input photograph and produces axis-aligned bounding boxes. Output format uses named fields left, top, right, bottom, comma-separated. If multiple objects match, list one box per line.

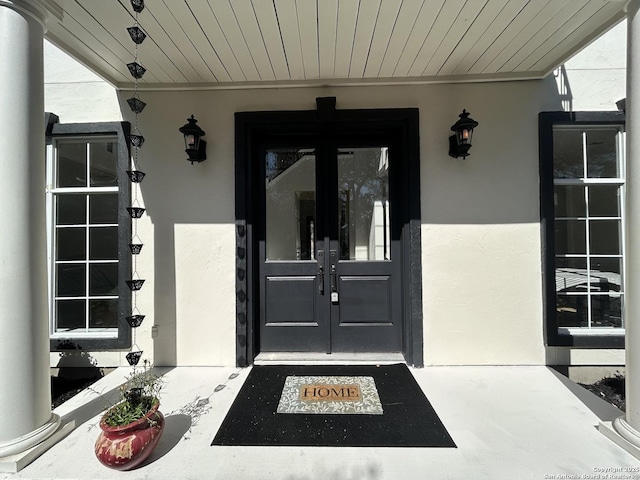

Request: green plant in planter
left=95, top=360, right=166, bottom=470
left=102, top=361, right=164, bottom=427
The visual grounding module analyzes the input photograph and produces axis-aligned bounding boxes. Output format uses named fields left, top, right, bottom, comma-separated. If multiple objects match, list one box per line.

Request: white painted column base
left=0, top=419, right=75, bottom=474
left=0, top=414, right=60, bottom=458
left=600, top=419, right=640, bottom=460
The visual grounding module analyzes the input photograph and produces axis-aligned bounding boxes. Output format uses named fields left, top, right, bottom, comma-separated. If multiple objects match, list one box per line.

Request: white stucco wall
left=43, top=23, right=629, bottom=368
left=121, top=82, right=552, bottom=366
left=547, top=20, right=627, bottom=366
left=44, top=41, right=122, bottom=123
left=555, top=20, right=627, bottom=111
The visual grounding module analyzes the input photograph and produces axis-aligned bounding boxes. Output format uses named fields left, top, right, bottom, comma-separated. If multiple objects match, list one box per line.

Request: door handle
left=318, top=266, right=324, bottom=294
left=330, top=264, right=337, bottom=292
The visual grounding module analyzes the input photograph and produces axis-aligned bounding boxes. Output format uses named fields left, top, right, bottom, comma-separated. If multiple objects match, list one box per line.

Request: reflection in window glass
left=590, top=258, right=622, bottom=287
left=90, top=141, right=118, bottom=187
left=90, top=299, right=118, bottom=328
left=553, top=129, right=583, bottom=179
left=588, top=185, right=620, bottom=217
left=555, top=257, right=588, bottom=293
left=56, top=300, right=85, bottom=330
left=586, top=129, right=619, bottom=178
left=556, top=295, right=588, bottom=328
left=591, top=295, right=622, bottom=328
left=56, top=264, right=86, bottom=297
left=57, top=142, right=86, bottom=187
left=89, top=264, right=118, bottom=296
left=554, top=185, right=585, bottom=218
left=90, top=227, right=118, bottom=260
left=589, top=220, right=621, bottom=255
left=56, top=228, right=86, bottom=261
left=338, top=147, right=390, bottom=261
left=90, top=194, right=118, bottom=224
left=56, top=195, right=86, bottom=225
left=265, top=148, right=316, bottom=261
left=554, top=220, right=586, bottom=255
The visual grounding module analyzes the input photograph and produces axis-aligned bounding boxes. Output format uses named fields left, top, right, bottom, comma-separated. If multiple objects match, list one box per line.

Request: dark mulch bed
left=579, top=374, right=625, bottom=412
left=51, top=376, right=102, bottom=409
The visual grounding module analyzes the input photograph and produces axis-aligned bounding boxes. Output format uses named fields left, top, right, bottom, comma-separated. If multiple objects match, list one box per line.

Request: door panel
left=338, top=276, right=391, bottom=325
left=264, top=276, right=317, bottom=326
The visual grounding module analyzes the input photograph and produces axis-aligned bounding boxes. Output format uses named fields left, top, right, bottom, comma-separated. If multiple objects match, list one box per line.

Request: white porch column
left=603, top=0, right=640, bottom=458
left=0, top=0, right=60, bottom=461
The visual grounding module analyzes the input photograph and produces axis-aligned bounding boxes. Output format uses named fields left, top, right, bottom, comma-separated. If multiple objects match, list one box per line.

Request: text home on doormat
left=277, top=375, right=383, bottom=415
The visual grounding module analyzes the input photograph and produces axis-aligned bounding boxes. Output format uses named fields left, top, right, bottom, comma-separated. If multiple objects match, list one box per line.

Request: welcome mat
left=277, top=375, right=383, bottom=414
left=211, top=364, right=456, bottom=447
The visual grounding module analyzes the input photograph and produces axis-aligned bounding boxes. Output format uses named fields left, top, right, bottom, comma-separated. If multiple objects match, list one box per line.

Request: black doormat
left=211, top=364, right=456, bottom=447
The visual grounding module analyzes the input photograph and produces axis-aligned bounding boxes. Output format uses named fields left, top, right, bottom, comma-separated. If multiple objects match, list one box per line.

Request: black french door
left=258, top=128, right=402, bottom=353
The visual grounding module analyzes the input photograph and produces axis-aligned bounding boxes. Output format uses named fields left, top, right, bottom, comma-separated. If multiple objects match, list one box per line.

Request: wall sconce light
left=449, top=109, right=479, bottom=159
left=179, top=115, right=207, bottom=164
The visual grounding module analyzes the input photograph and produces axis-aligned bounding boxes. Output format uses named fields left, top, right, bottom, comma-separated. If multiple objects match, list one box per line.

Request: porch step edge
left=254, top=352, right=405, bottom=365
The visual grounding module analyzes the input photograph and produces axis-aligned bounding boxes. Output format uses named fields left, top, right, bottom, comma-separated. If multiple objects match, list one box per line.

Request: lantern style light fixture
left=449, top=109, right=479, bottom=159
left=179, top=115, right=207, bottom=164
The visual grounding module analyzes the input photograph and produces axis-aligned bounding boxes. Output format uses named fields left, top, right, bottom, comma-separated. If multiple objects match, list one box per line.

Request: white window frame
left=553, top=125, right=626, bottom=336
left=46, top=136, right=121, bottom=339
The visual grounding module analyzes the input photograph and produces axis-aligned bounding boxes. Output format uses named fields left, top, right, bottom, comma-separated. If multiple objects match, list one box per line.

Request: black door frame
left=234, top=98, right=423, bottom=367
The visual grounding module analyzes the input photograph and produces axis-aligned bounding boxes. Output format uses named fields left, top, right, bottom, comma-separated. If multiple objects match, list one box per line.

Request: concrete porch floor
left=2, top=365, right=638, bottom=480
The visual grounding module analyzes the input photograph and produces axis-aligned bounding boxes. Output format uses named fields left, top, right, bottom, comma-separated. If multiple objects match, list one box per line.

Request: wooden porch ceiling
left=43, top=0, right=627, bottom=89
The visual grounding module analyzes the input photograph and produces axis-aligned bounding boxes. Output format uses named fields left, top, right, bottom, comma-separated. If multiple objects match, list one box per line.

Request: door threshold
left=253, top=352, right=405, bottom=365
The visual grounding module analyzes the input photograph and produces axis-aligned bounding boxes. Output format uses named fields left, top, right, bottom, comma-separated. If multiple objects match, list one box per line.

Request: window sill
left=51, top=329, right=118, bottom=339
left=559, top=327, right=624, bottom=336
left=50, top=330, right=131, bottom=351
left=549, top=329, right=625, bottom=348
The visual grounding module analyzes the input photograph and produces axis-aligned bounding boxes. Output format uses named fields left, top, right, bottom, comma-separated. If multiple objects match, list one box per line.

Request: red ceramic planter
left=94, top=403, right=165, bottom=471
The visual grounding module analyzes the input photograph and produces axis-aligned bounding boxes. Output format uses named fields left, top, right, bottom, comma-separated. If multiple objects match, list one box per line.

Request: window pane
left=89, top=264, right=118, bottom=295
left=589, top=220, right=621, bottom=255
left=57, top=142, right=86, bottom=187
left=265, top=148, right=316, bottom=261
left=555, top=257, right=588, bottom=293
left=56, top=300, right=86, bottom=330
left=590, top=257, right=622, bottom=292
left=90, top=227, right=118, bottom=260
left=586, top=129, right=619, bottom=178
left=553, top=129, right=583, bottom=179
left=588, top=185, right=621, bottom=217
left=556, top=295, right=588, bottom=327
left=591, top=294, right=622, bottom=328
left=554, top=220, right=586, bottom=254
left=56, top=195, right=86, bottom=225
left=89, top=194, right=118, bottom=224
left=56, top=264, right=86, bottom=297
left=90, top=141, right=118, bottom=187
left=56, top=228, right=86, bottom=261
left=554, top=185, right=585, bottom=218
left=89, top=299, right=118, bottom=328
left=337, top=147, right=390, bottom=260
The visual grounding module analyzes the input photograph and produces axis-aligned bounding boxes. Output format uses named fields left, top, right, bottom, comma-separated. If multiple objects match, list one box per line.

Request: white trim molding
left=0, top=0, right=62, bottom=31
left=0, top=414, right=60, bottom=458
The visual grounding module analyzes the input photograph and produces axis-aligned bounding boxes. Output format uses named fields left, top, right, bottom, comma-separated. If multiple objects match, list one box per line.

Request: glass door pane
left=265, top=148, right=316, bottom=261
left=337, top=147, right=390, bottom=261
